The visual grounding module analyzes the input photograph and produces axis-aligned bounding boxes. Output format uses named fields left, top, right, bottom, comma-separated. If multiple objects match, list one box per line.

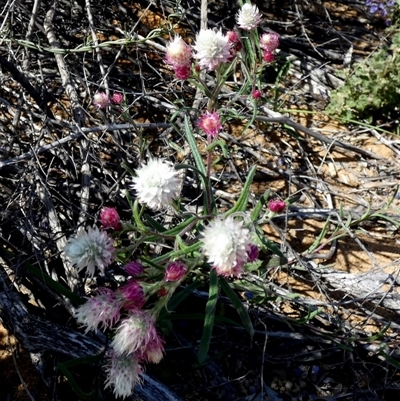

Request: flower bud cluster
left=71, top=256, right=166, bottom=399
left=165, top=35, right=193, bottom=80
left=163, top=2, right=280, bottom=85
left=64, top=220, right=192, bottom=399
left=66, top=4, right=288, bottom=399
left=93, top=92, right=124, bottom=109
left=260, top=32, right=280, bottom=63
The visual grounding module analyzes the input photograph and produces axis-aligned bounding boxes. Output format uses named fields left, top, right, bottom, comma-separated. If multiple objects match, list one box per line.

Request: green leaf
left=251, top=189, right=270, bottom=221
left=205, top=139, right=228, bottom=157
left=256, top=226, right=285, bottom=259
left=219, top=278, right=254, bottom=337
left=26, top=263, right=83, bottom=305
left=132, top=199, right=148, bottom=232
left=184, top=115, right=206, bottom=176
left=143, top=214, right=167, bottom=232
left=175, top=163, right=207, bottom=183
left=162, top=215, right=197, bottom=236
left=198, top=269, right=219, bottom=363
left=182, top=117, right=216, bottom=214
left=225, top=165, right=257, bottom=215
left=306, top=218, right=330, bottom=254
left=152, top=241, right=202, bottom=264
left=121, top=163, right=136, bottom=177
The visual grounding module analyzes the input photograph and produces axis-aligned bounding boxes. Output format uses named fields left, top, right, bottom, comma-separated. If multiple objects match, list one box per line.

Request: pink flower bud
left=100, top=207, right=122, bottom=230
left=74, top=287, right=122, bottom=332
left=268, top=200, right=286, bottom=213
left=174, top=64, right=191, bottom=80
left=165, top=261, right=187, bottom=282
left=111, top=310, right=158, bottom=356
left=165, top=36, right=192, bottom=67
left=139, top=332, right=164, bottom=364
left=251, top=89, right=262, bottom=99
left=93, top=92, right=111, bottom=109
left=226, top=30, right=239, bottom=44
left=260, top=32, right=280, bottom=52
left=226, top=30, right=242, bottom=51
left=247, top=244, right=259, bottom=262
left=158, top=288, right=168, bottom=297
left=112, top=92, right=124, bottom=105
left=119, top=280, right=146, bottom=310
left=263, top=50, right=275, bottom=63
left=124, top=260, right=144, bottom=276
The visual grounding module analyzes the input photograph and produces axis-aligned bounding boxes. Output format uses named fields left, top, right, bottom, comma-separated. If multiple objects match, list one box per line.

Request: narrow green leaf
left=143, top=214, right=167, bottom=232
left=220, top=278, right=254, bottom=337
left=205, top=139, right=228, bottom=157
left=152, top=241, right=202, bottom=264
left=240, top=99, right=258, bottom=136
left=184, top=115, right=206, bottom=176
left=251, top=189, right=270, bottom=221
left=132, top=200, right=147, bottom=232
left=121, top=163, right=136, bottom=177
left=225, top=165, right=257, bottom=215
left=163, top=215, right=197, bottom=236
left=198, top=269, right=219, bottom=363
left=306, top=218, right=330, bottom=254
left=182, top=117, right=216, bottom=214
left=256, top=227, right=285, bottom=259
left=175, top=163, right=207, bottom=183
left=373, top=213, right=400, bottom=228
left=359, top=202, right=372, bottom=222
left=26, top=263, right=83, bottom=305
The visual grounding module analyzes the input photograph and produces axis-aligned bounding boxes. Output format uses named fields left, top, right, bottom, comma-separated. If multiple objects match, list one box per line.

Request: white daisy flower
left=131, top=159, right=182, bottom=210
left=236, top=3, right=262, bottom=31
left=64, top=226, right=115, bottom=277
left=193, top=29, right=232, bottom=71
left=201, top=215, right=254, bottom=277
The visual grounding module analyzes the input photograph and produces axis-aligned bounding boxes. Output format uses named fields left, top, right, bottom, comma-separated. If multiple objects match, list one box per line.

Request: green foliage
left=326, top=30, right=400, bottom=121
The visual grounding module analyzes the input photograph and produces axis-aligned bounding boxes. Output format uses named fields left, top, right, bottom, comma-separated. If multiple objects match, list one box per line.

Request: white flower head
left=104, top=350, right=143, bottom=399
left=75, top=288, right=122, bottom=333
left=111, top=310, right=158, bottom=356
left=193, top=29, right=232, bottom=71
left=165, top=35, right=192, bottom=67
left=201, top=215, right=254, bottom=277
left=64, top=226, right=115, bottom=277
left=236, top=3, right=262, bottom=31
left=131, top=159, right=182, bottom=210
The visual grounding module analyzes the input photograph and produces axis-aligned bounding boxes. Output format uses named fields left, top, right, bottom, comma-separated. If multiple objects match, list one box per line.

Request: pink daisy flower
left=197, top=110, right=223, bottom=138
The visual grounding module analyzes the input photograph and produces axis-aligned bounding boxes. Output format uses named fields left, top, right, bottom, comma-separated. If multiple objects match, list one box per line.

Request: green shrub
left=326, top=30, right=400, bottom=122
